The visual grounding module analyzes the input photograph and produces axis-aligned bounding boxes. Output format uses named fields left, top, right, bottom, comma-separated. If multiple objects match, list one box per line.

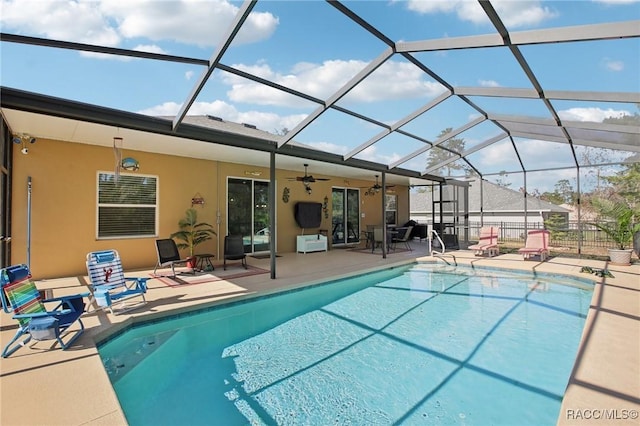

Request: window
left=97, top=172, right=158, bottom=238
left=385, top=194, right=397, bottom=225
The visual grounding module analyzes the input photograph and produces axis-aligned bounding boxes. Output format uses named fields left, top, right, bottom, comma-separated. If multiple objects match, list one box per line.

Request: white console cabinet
left=296, top=234, right=328, bottom=253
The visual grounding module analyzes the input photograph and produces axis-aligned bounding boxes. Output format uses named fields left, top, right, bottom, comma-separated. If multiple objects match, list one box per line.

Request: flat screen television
left=294, top=202, right=322, bottom=229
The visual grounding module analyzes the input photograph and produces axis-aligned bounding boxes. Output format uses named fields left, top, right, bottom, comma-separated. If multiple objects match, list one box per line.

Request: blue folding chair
left=1, top=264, right=88, bottom=358
left=86, top=250, right=148, bottom=315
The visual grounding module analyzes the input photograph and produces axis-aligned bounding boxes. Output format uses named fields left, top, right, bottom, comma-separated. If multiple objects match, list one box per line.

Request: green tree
left=585, top=162, right=640, bottom=247
left=601, top=162, right=640, bottom=218
left=426, top=128, right=468, bottom=177
left=540, top=179, right=576, bottom=205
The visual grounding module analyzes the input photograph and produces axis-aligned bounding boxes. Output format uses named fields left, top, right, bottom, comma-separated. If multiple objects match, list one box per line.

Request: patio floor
left=1, top=240, right=638, bottom=425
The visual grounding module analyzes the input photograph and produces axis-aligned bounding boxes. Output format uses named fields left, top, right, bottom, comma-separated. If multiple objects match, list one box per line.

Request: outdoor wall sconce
left=13, top=133, right=36, bottom=155
left=282, top=187, right=290, bottom=203
left=191, top=192, right=205, bottom=207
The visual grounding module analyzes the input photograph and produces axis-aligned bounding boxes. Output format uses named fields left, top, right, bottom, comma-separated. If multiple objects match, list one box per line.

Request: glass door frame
left=227, top=177, right=274, bottom=254
left=1, top=118, right=12, bottom=268
left=331, top=186, right=361, bottom=247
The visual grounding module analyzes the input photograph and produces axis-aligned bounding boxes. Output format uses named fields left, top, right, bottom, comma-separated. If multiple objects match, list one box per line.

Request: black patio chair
left=224, top=235, right=247, bottom=270
left=154, top=239, right=191, bottom=277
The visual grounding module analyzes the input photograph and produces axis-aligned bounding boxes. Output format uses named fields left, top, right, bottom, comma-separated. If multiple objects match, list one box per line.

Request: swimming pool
left=98, top=263, right=594, bottom=425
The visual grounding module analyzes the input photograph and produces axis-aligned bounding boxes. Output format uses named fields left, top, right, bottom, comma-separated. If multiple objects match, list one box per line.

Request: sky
left=1, top=0, right=639, bottom=193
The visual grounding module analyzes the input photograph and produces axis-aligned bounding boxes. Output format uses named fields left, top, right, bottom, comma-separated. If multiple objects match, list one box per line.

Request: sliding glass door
left=331, top=187, right=360, bottom=246
left=227, top=178, right=271, bottom=254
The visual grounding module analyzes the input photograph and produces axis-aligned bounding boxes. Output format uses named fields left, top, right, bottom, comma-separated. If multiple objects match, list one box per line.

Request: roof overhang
left=1, top=87, right=444, bottom=187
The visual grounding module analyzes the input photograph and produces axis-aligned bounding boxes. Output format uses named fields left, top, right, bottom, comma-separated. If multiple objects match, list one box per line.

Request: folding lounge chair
left=224, top=235, right=247, bottom=270
left=154, top=239, right=191, bottom=277
left=0, top=264, right=88, bottom=358
left=469, top=226, right=500, bottom=257
left=518, top=229, right=551, bottom=261
left=86, top=250, right=148, bottom=315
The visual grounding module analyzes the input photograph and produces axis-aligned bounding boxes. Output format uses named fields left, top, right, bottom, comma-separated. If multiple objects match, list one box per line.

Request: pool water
left=98, top=263, right=593, bottom=425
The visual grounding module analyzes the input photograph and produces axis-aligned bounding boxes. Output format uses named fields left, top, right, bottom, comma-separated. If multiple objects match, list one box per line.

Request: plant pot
left=608, top=248, right=633, bottom=266
left=186, top=256, right=198, bottom=269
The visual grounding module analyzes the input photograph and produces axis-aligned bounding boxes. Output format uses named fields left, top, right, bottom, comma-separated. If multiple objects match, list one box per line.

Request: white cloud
left=185, top=71, right=194, bottom=81
left=479, top=79, right=500, bottom=87
left=304, top=141, right=350, bottom=156
left=593, top=0, right=640, bottom=4
left=405, top=0, right=557, bottom=29
left=137, top=100, right=306, bottom=134
left=558, top=107, right=630, bottom=122
left=0, top=0, right=277, bottom=51
left=349, top=61, right=447, bottom=103
left=100, top=0, right=277, bottom=47
left=478, top=139, right=516, bottom=165
left=222, top=59, right=446, bottom=108
left=133, top=44, right=168, bottom=55
left=603, top=58, right=624, bottom=71
left=0, top=0, right=120, bottom=45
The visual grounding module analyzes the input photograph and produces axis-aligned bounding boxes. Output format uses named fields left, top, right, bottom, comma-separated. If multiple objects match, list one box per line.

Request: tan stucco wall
left=11, top=138, right=408, bottom=279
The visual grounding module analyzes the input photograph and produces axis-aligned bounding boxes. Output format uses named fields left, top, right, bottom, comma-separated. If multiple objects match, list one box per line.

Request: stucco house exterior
left=4, top=114, right=412, bottom=279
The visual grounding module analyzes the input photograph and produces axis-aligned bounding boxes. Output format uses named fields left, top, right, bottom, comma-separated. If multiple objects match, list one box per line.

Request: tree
left=540, top=179, right=576, bottom=205
left=584, top=162, right=640, bottom=241
left=426, top=128, right=469, bottom=176
left=274, top=127, right=290, bottom=135
left=601, top=162, right=640, bottom=218
left=581, top=105, right=640, bottom=191
left=494, top=171, right=512, bottom=188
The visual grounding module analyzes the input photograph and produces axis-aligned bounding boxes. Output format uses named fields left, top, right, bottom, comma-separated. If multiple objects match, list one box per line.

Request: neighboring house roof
left=410, top=180, right=570, bottom=214
left=164, top=115, right=280, bottom=142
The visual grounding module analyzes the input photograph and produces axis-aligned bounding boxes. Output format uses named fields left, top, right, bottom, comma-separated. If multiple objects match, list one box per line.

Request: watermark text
left=566, top=408, right=638, bottom=421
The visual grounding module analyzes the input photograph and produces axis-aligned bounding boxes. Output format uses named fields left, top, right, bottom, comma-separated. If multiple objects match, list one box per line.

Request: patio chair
left=468, top=226, right=500, bottom=257
left=518, top=229, right=551, bottom=261
left=154, top=239, right=191, bottom=277
left=86, top=250, right=148, bottom=315
left=224, top=235, right=247, bottom=270
left=392, top=225, right=414, bottom=251
left=371, top=226, right=392, bottom=253
left=0, top=264, right=88, bottom=358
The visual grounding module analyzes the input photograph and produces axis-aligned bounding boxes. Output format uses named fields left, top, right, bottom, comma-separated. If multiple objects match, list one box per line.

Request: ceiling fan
left=287, top=164, right=330, bottom=194
left=361, top=175, right=394, bottom=196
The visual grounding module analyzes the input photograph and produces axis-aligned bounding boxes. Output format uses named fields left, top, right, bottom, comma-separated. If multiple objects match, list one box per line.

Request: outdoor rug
left=151, top=265, right=269, bottom=287
left=250, top=254, right=282, bottom=259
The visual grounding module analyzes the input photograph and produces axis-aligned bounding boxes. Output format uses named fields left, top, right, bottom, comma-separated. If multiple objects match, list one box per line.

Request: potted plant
left=171, top=208, right=216, bottom=268
left=590, top=199, right=640, bottom=266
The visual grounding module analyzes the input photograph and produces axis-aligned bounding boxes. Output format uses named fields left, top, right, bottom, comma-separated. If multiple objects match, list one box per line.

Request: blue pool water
left=98, top=263, right=593, bottom=425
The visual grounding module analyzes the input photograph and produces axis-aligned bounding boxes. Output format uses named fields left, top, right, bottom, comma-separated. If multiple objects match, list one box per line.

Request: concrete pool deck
left=1, top=242, right=638, bottom=425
